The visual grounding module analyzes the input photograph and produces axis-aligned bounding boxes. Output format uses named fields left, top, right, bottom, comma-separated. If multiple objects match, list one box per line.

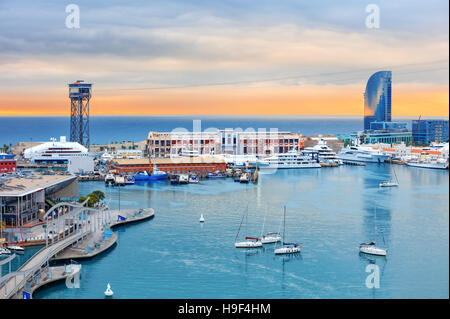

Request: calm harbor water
left=33, top=164, right=449, bottom=299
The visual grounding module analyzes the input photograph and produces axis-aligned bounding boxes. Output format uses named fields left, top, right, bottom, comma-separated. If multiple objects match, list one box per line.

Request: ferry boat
left=258, top=148, right=321, bottom=169
left=303, top=138, right=340, bottom=164
left=23, top=136, right=92, bottom=164
left=337, top=146, right=389, bottom=163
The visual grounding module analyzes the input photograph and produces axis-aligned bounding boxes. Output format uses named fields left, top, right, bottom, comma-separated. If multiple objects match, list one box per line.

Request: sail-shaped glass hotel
left=364, top=71, right=392, bottom=130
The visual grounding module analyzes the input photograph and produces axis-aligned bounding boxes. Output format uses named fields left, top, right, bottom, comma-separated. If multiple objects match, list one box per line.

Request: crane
left=411, top=115, right=421, bottom=146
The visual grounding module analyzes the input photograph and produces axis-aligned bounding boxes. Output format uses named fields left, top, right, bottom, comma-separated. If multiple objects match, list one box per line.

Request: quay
left=78, top=175, right=105, bottom=182
left=341, top=161, right=366, bottom=166
left=0, top=201, right=154, bottom=299
left=52, top=208, right=154, bottom=261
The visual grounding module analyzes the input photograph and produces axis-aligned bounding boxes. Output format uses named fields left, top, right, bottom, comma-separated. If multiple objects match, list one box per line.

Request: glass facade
left=412, top=119, right=449, bottom=144
left=364, top=71, right=392, bottom=130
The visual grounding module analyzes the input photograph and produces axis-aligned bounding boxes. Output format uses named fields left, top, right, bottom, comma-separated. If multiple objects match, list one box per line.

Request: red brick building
left=109, top=157, right=227, bottom=176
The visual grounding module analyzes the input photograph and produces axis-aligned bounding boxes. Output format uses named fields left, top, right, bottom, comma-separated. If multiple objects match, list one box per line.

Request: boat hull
left=261, top=236, right=282, bottom=244
left=274, top=246, right=301, bottom=254
left=359, top=246, right=387, bottom=256
left=406, top=162, right=448, bottom=170
left=235, top=241, right=263, bottom=248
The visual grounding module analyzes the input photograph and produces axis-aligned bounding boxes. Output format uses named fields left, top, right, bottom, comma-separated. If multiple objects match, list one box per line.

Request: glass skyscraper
left=364, top=71, right=392, bottom=130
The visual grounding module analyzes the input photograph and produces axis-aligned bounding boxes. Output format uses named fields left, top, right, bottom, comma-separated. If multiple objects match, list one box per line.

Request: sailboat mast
left=283, top=205, right=286, bottom=243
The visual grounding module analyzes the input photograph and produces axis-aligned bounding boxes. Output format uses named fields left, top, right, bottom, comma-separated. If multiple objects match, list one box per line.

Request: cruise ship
left=303, top=138, right=340, bottom=164
left=23, top=136, right=92, bottom=164
left=258, top=148, right=321, bottom=169
left=337, top=146, right=389, bottom=163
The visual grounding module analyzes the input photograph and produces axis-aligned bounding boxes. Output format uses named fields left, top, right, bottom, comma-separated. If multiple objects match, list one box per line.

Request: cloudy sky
left=0, top=0, right=448, bottom=116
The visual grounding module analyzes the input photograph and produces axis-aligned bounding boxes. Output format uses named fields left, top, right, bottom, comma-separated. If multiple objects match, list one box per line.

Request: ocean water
left=33, top=164, right=449, bottom=299
left=0, top=116, right=365, bottom=146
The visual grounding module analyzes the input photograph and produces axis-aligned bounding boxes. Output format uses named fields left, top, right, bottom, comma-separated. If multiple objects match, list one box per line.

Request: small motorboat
left=178, top=174, right=189, bottom=184
left=170, top=174, right=180, bottom=184
left=274, top=243, right=302, bottom=255
left=104, top=174, right=115, bottom=185
left=104, top=283, right=114, bottom=297
left=359, top=242, right=387, bottom=256
left=189, top=174, right=199, bottom=183
left=199, top=214, right=205, bottom=223
left=379, top=181, right=398, bottom=187
left=0, top=247, right=11, bottom=256
left=235, top=237, right=263, bottom=248
left=261, top=232, right=282, bottom=244
left=125, top=176, right=135, bottom=185
left=239, top=173, right=249, bottom=183
left=7, top=244, right=24, bottom=253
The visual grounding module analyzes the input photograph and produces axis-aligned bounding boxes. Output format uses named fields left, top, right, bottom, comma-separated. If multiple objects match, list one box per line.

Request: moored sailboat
left=274, top=206, right=301, bottom=255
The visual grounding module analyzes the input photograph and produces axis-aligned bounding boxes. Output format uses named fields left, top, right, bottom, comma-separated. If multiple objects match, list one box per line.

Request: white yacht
left=259, top=148, right=321, bottom=169
left=23, top=136, right=92, bottom=164
left=405, top=158, right=448, bottom=170
left=105, top=174, right=115, bottom=185
left=261, top=232, right=282, bottom=244
left=337, top=146, right=389, bottom=163
left=0, top=247, right=11, bottom=256
left=303, top=139, right=340, bottom=164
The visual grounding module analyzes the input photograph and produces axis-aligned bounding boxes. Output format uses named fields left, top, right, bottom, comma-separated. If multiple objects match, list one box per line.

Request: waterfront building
left=23, top=136, right=92, bottom=164
left=412, top=119, right=449, bottom=145
left=146, top=130, right=303, bottom=158
left=0, top=174, right=78, bottom=242
left=364, top=71, right=392, bottom=130
left=108, top=157, right=226, bottom=175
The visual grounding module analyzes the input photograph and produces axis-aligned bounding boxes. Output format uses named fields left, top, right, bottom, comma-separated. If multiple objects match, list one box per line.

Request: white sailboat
left=379, top=165, right=399, bottom=187
left=359, top=206, right=387, bottom=256
left=234, top=207, right=262, bottom=248
left=274, top=206, right=302, bottom=255
left=260, top=208, right=282, bottom=244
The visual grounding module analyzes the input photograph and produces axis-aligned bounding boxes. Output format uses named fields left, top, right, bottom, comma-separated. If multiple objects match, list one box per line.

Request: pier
left=0, top=202, right=154, bottom=299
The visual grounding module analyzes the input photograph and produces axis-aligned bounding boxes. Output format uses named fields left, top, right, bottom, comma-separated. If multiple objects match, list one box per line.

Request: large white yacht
left=259, top=148, right=321, bottom=169
left=337, top=146, right=389, bottom=163
left=405, top=158, right=448, bottom=170
left=23, top=136, right=92, bottom=164
left=303, top=139, right=340, bottom=164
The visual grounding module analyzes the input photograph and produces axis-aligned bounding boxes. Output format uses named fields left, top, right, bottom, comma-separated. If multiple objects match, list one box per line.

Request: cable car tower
left=69, top=80, right=92, bottom=148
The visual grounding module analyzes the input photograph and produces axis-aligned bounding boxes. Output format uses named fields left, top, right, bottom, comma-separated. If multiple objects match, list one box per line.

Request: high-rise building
left=412, top=119, right=449, bottom=145
left=364, top=71, right=392, bottom=130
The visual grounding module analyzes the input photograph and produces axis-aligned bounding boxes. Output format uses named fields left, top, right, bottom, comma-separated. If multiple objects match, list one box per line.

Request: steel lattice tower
left=69, top=80, right=92, bottom=148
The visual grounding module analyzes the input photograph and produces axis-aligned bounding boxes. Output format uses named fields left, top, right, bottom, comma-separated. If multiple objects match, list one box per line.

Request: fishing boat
left=234, top=207, right=262, bottom=248
left=133, top=169, right=168, bottom=181
left=179, top=174, right=189, bottom=184
left=207, top=170, right=226, bottom=178
left=125, top=176, right=135, bottom=185
left=359, top=206, right=387, bottom=256
left=189, top=174, right=199, bottom=183
left=170, top=174, right=180, bottom=184
left=274, top=206, right=302, bottom=255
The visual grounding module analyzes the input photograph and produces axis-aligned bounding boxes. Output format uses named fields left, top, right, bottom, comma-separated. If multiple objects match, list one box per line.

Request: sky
left=0, top=0, right=448, bottom=116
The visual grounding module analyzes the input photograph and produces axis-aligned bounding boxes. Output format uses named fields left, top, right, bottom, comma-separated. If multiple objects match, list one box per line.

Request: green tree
left=91, top=190, right=105, bottom=201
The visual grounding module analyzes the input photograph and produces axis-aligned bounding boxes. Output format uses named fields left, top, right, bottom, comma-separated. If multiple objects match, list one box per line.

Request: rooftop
left=0, top=174, right=77, bottom=197
left=112, top=157, right=226, bottom=165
